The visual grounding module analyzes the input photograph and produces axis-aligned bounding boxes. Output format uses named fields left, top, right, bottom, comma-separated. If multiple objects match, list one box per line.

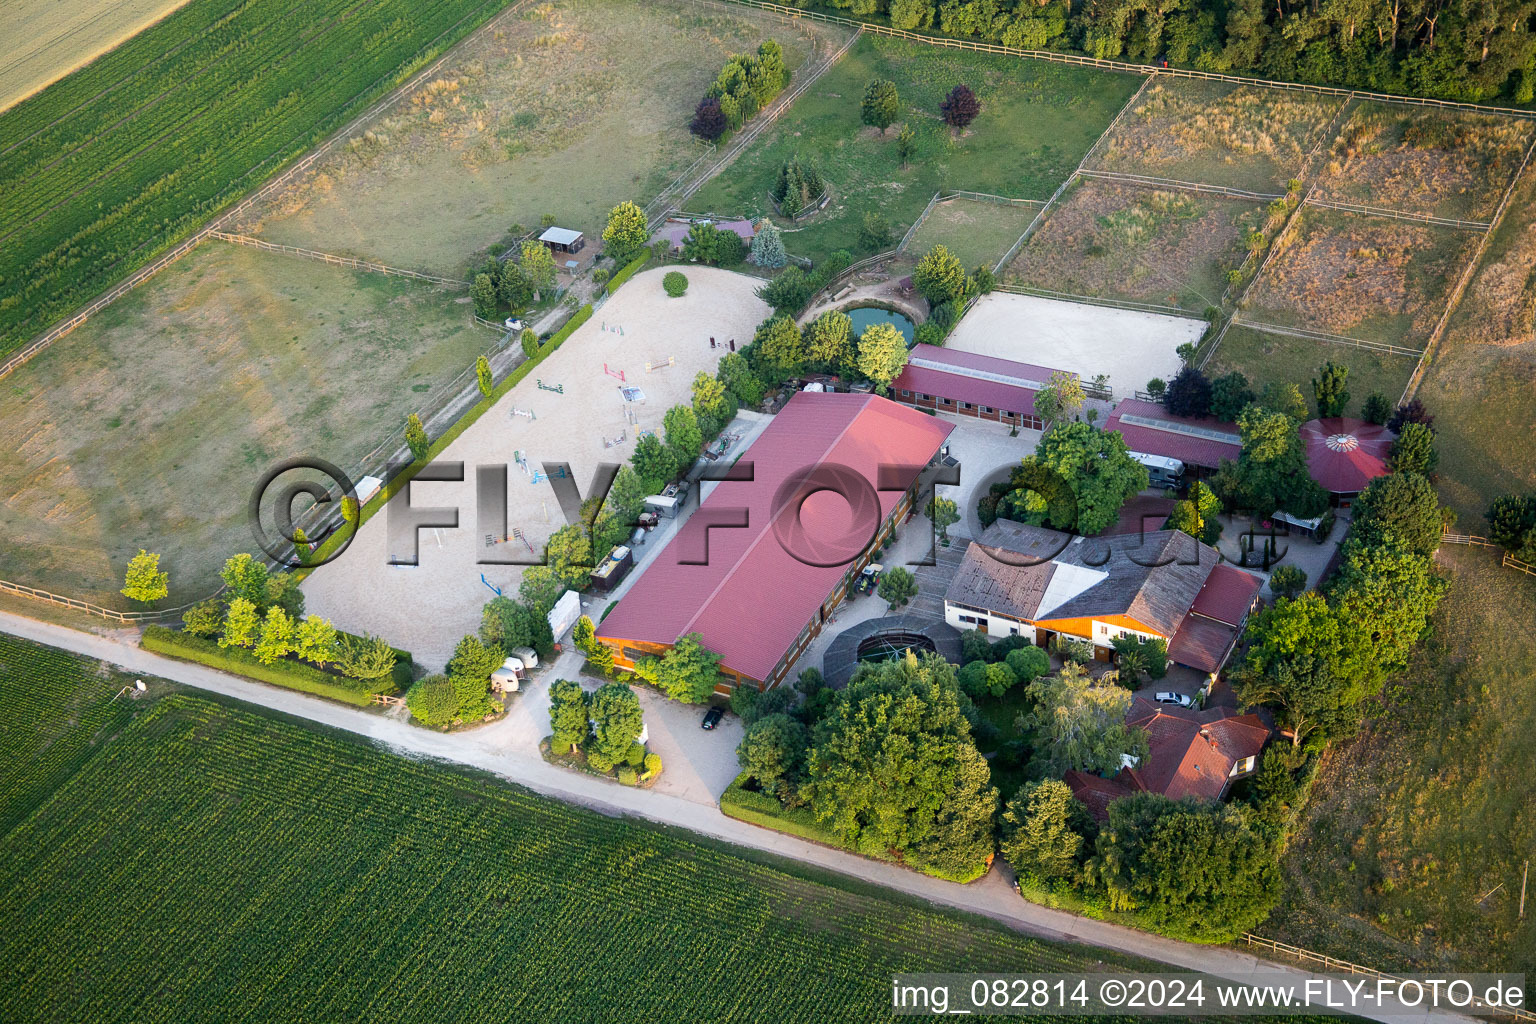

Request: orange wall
left=1032, top=613, right=1164, bottom=640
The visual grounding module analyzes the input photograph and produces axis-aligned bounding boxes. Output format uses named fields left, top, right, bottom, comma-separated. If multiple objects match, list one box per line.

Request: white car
left=504, top=316, right=525, bottom=331
left=1155, top=691, right=1193, bottom=708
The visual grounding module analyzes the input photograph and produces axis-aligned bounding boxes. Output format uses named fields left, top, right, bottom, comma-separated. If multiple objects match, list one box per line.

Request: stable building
left=596, top=392, right=954, bottom=693
left=943, top=520, right=1263, bottom=677
left=890, top=344, right=1068, bottom=431
left=1104, top=397, right=1242, bottom=473
left=1300, top=416, right=1392, bottom=504
left=538, top=226, right=585, bottom=254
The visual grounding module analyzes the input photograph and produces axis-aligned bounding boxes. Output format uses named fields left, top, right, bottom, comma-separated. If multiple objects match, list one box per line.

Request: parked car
left=503, top=316, right=525, bottom=331
left=701, top=706, right=724, bottom=730
left=1155, top=691, right=1193, bottom=708
left=855, top=563, right=883, bottom=596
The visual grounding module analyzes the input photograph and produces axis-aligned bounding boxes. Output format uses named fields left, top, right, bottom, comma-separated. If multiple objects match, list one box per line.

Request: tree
left=1389, top=421, right=1437, bottom=474
left=1209, top=371, right=1255, bottom=422
left=1165, top=481, right=1222, bottom=544
left=498, top=262, right=531, bottom=310
left=405, top=413, right=430, bottom=461
left=771, top=157, right=825, bottom=216
left=1163, top=366, right=1213, bottom=418
left=649, top=632, right=722, bottom=704
left=1085, top=793, right=1279, bottom=941
left=1388, top=399, right=1434, bottom=434
left=1361, top=392, right=1393, bottom=425
left=121, top=549, right=168, bottom=604
left=517, top=566, right=566, bottom=617
left=547, top=678, right=591, bottom=753
left=861, top=78, right=900, bottom=133
left=1259, top=380, right=1309, bottom=421
left=751, top=314, right=806, bottom=380
left=681, top=222, right=721, bottom=264
left=1487, top=493, right=1536, bottom=561
left=1216, top=405, right=1328, bottom=519
left=1236, top=649, right=1354, bottom=747
left=690, top=97, right=727, bottom=141
left=1033, top=422, right=1149, bottom=536
left=1268, top=564, right=1307, bottom=599
left=661, top=271, right=689, bottom=301
left=856, top=322, right=908, bottom=394
left=750, top=221, right=787, bottom=268
left=1350, top=472, right=1447, bottom=557
left=803, top=310, right=855, bottom=375
left=1327, top=537, right=1448, bottom=680
left=858, top=212, right=892, bottom=252
left=926, top=495, right=960, bottom=541
left=1019, top=663, right=1148, bottom=777
left=519, top=239, right=556, bottom=300
left=589, top=682, right=644, bottom=764
left=602, top=201, right=648, bottom=265
left=543, top=523, right=593, bottom=587
left=605, top=464, right=649, bottom=526
left=803, top=652, right=997, bottom=873
left=1000, top=780, right=1095, bottom=882
left=475, top=355, right=493, bottom=398
left=334, top=632, right=398, bottom=681
left=220, top=553, right=270, bottom=610
left=1032, top=370, right=1085, bottom=424
left=756, top=265, right=814, bottom=316
left=471, top=272, right=497, bottom=318
left=896, top=124, right=916, bottom=164
left=737, top=713, right=810, bottom=802
left=877, top=566, right=918, bottom=607
left=1004, top=645, right=1051, bottom=686
left=182, top=599, right=222, bottom=637
left=630, top=433, right=678, bottom=495
left=718, top=351, right=764, bottom=407
left=253, top=606, right=296, bottom=665
left=940, top=84, right=979, bottom=129
left=447, top=634, right=502, bottom=721
left=692, top=370, right=731, bottom=428
left=219, top=597, right=259, bottom=649
left=480, top=596, right=553, bottom=657
left=295, top=615, right=338, bottom=665
left=520, top=328, right=539, bottom=359
left=663, top=404, right=704, bottom=472
left=912, top=244, right=966, bottom=306
left=1311, top=360, right=1350, bottom=417
left=406, top=675, right=459, bottom=728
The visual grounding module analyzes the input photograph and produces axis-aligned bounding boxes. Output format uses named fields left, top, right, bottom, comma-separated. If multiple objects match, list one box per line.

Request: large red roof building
left=890, top=344, right=1068, bottom=430
left=1103, top=398, right=1243, bottom=471
left=596, top=392, right=953, bottom=692
left=1299, top=416, right=1393, bottom=497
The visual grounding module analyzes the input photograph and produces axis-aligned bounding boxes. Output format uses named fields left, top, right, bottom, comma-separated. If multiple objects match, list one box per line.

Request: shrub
left=1269, top=564, right=1307, bottom=598
left=617, top=767, right=639, bottom=786
left=663, top=271, right=688, bottom=297
left=626, top=742, right=647, bottom=768
left=643, top=752, right=663, bottom=776
left=960, top=628, right=992, bottom=664
left=141, top=626, right=382, bottom=706
left=406, top=675, right=459, bottom=728
left=587, top=749, right=614, bottom=773
left=1004, top=645, right=1051, bottom=684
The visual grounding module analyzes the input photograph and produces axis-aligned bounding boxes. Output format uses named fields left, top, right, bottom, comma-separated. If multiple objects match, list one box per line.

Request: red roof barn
left=1299, top=417, right=1392, bottom=495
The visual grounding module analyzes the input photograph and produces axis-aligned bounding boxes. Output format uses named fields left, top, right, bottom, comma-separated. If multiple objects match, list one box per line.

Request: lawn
left=1265, top=546, right=1536, bottom=976
left=1089, top=79, right=1343, bottom=193
left=0, top=0, right=193, bottom=112
left=1240, top=206, right=1479, bottom=348
left=0, top=676, right=1313, bottom=1023
left=1205, top=325, right=1418, bottom=412
left=243, top=0, right=840, bottom=276
left=0, top=243, right=489, bottom=607
left=903, top=195, right=1042, bottom=270
left=689, top=33, right=1142, bottom=266
left=1313, top=100, right=1535, bottom=222
left=1005, top=179, right=1263, bottom=312
left=0, top=0, right=515, bottom=356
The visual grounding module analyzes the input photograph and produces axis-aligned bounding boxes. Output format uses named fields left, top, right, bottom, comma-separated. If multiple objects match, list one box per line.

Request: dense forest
left=790, top=0, right=1536, bottom=103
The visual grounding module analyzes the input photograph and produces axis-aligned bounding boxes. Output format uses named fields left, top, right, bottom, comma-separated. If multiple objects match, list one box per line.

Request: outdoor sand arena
left=944, top=292, right=1203, bottom=391
left=301, top=267, right=771, bottom=669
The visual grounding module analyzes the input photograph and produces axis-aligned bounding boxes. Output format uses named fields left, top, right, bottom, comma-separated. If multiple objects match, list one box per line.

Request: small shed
left=538, top=226, right=585, bottom=254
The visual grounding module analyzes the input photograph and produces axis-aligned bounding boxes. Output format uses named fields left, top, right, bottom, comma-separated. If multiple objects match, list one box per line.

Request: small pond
left=846, top=305, right=916, bottom=347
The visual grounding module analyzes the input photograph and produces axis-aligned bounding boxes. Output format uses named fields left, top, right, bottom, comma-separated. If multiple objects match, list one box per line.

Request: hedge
left=720, top=773, right=988, bottom=883
left=603, top=253, right=651, bottom=296
left=142, top=626, right=391, bottom=707
left=302, top=300, right=597, bottom=574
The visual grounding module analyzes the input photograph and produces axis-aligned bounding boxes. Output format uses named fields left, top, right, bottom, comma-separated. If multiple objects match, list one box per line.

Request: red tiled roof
left=891, top=344, right=1066, bottom=419
left=1189, top=564, right=1263, bottom=626
left=1064, top=769, right=1135, bottom=822
left=1167, top=614, right=1240, bottom=674
left=1105, top=398, right=1242, bottom=470
left=597, top=393, right=952, bottom=682
left=1126, top=699, right=1269, bottom=802
left=1300, top=417, right=1392, bottom=494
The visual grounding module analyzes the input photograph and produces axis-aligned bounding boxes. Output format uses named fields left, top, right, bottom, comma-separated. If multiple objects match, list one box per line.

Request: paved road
left=0, top=608, right=1472, bottom=1024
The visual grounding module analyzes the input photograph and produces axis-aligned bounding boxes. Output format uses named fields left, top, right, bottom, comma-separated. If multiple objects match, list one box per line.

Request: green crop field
left=0, top=0, right=516, bottom=356
left=0, top=671, right=1325, bottom=1024
left=689, top=33, right=1140, bottom=266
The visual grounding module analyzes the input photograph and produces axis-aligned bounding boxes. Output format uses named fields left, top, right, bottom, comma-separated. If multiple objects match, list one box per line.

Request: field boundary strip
left=1230, top=317, right=1426, bottom=358
left=1300, top=197, right=1492, bottom=231
left=1077, top=169, right=1286, bottom=202
left=664, top=21, right=864, bottom=223
left=706, top=0, right=1536, bottom=120
left=208, top=232, right=469, bottom=287
left=0, top=0, right=540, bottom=385
left=994, top=74, right=1153, bottom=274
left=1398, top=132, right=1536, bottom=404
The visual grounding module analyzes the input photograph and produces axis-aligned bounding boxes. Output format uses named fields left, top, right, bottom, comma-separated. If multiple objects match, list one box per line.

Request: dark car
left=702, top=706, right=724, bottom=730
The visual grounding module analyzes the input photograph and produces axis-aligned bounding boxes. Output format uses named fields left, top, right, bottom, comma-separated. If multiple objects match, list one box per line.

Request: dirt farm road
left=0, top=609, right=1474, bottom=1024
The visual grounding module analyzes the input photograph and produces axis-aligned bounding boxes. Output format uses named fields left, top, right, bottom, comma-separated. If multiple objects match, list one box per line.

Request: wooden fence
left=1077, top=168, right=1286, bottom=202
left=1230, top=318, right=1425, bottom=358
left=0, top=579, right=219, bottom=625
left=1301, top=196, right=1492, bottom=231
left=1241, top=933, right=1536, bottom=1021
left=996, top=283, right=1194, bottom=320
left=209, top=232, right=468, bottom=287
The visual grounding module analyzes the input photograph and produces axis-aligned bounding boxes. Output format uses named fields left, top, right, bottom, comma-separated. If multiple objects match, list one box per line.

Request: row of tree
left=981, top=420, right=1152, bottom=535
left=548, top=678, right=662, bottom=782
left=690, top=41, right=791, bottom=142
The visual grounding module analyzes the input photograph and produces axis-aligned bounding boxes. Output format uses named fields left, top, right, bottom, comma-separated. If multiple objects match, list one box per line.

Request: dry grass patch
left=1006, top=179, right=1262, bottom=311
left=1242, top=207, right=1477, bottom=347
left=1314, top=101, right=1535, bottom=221
left=1091, top=79, right=1341, bottom=192
left=904, top=197, right=1041, bottom=270
left=240, top=0, right=839, bottom=275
